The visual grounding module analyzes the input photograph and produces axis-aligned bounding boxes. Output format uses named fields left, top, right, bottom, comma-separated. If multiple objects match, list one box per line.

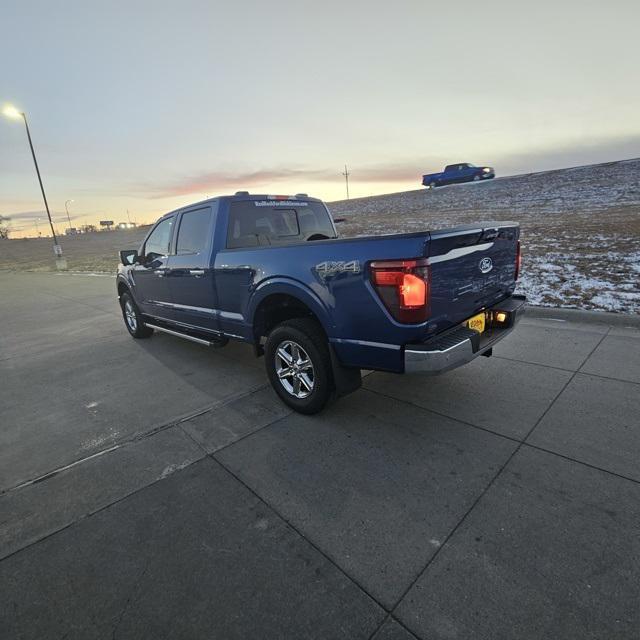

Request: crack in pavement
left=111, top=560, right=150, bottom=639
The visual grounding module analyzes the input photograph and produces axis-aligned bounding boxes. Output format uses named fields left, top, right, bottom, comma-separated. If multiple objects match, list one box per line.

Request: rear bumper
left=404, top=294, right=526, bottom=374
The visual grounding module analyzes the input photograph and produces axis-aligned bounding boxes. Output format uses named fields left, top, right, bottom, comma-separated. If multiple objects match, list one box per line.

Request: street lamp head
left=2, top=104, right=23, bottom=120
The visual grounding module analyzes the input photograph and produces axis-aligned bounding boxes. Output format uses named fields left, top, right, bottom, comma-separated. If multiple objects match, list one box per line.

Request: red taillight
left=372, top=270, right=403, bottom=287
left=370, top=259, right=430, bottom=323
left=515, top=241, right=521, bottom=280
left=400, top=273, right=427, bottom=308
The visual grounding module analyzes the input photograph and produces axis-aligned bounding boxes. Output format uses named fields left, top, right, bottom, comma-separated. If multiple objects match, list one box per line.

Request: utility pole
left=65, top=199, right=74, bottom=230
left=341, top=164, right=350, bottom=200
left=126, top=209, right=132, bottom=224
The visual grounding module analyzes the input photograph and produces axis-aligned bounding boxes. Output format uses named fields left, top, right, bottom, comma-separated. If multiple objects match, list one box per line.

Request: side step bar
left=144, top=323, right=222, bottom=347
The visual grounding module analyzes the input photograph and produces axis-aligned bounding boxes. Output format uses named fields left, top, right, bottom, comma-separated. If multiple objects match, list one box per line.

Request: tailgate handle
left=481, top=228, right=499, bottom=241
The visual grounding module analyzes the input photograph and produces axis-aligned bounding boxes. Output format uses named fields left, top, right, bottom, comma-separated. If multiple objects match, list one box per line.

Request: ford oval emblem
left=479, top=257, right=493, bottom=274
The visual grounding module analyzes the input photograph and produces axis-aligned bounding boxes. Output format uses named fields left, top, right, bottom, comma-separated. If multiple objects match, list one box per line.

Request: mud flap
left=328, top=344, right=362, bottom=399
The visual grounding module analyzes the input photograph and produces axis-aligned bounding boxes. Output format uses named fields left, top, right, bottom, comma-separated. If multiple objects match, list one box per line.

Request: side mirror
left=120, top=249, right=139, bottom=266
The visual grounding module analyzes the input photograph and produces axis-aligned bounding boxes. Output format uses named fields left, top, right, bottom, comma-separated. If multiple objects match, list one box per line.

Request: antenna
left=341, top=164, right=350, bottom=200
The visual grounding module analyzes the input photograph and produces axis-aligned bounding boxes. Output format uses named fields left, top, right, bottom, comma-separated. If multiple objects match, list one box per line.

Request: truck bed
left=214, top=222, right=520, bottom=371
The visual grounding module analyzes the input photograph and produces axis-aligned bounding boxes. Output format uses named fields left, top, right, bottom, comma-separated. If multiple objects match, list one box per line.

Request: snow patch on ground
left=80, top=427, right=119, bottom=451
left=330, top=159, right=640, bottom=314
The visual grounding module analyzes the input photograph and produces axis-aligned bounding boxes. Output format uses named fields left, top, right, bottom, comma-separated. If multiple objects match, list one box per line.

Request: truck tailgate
left=427, top=223, right=520, bottom=332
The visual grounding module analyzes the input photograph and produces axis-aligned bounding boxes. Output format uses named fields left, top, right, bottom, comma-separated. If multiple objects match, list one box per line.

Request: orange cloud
left=137, top=164, right=428, bottom=199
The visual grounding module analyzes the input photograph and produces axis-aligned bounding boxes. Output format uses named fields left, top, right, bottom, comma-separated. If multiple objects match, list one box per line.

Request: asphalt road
left=1, top=271, right=639, bottom=639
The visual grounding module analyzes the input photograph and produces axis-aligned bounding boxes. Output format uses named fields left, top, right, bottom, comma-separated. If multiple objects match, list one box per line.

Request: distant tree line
left=0, top=215, right=10, bottom=239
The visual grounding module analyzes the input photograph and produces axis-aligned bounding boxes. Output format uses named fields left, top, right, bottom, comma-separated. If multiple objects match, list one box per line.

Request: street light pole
left=21, top=112, right=59, bottom=246
left=65, top=199, right=74, bottom=231
left=3, top=104, right=64, bottom=262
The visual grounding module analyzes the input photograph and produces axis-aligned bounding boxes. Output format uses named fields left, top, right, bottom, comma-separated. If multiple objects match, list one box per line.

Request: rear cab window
left=226, top=199, right=336, bottom=249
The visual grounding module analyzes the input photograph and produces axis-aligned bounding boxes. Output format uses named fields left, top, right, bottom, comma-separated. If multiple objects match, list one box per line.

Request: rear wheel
left=429, top=181, right=437, bottom=189
left=120, top=291, right=153, bottom=338
left=265, top=318, right=333, bottom=414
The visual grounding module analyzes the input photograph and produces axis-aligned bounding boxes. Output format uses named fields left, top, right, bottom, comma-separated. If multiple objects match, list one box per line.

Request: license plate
left=466, top=312, right=486, bottom=333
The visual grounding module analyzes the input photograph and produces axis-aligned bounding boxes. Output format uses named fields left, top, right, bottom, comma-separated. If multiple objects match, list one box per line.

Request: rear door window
left=176, top=208, right=212, bottom=254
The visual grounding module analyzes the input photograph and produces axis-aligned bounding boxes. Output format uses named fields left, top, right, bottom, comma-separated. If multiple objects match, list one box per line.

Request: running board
left=144, top=323, right=220, bottom=346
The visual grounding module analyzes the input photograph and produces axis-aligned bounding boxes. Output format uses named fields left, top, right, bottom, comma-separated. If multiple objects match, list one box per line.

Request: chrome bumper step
left=404, top=295, right=526, bottom=374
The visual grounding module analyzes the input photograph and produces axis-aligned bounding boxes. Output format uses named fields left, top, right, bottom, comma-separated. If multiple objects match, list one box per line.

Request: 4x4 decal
left=315, top=260, right=360, bottom=279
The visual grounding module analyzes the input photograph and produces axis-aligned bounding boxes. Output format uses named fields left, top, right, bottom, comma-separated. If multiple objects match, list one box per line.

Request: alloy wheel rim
left=124, top=300, right=137, bottom=331
left=275, top=340, right=315, bottom=399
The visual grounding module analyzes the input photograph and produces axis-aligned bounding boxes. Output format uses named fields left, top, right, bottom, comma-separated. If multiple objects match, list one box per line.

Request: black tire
left=120, top=291, right=153, bottom=339
left=265, top=318, right=333, bottom=414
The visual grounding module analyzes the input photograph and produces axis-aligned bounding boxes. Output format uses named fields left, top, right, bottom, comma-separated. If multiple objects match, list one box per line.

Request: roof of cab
left=158, top=193, right=322, bottom=220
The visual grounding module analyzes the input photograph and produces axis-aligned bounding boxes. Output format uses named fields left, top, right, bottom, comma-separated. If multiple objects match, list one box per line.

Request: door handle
left=189, top=269, right=205, bottom=276
left=156, top=268, right=171, bottom=277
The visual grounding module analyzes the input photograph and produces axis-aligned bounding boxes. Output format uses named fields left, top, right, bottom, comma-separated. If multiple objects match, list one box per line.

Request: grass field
left=0, top=226, right=151, bottom=274
left=333, top=158, right=640, bottom=313
left=1, top=158, right=638, bottom=313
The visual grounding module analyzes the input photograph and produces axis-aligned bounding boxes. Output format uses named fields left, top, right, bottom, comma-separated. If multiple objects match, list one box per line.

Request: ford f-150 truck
left=422, top=163, right=495, bottom=189
left=117, top=192, right=524, bottom=413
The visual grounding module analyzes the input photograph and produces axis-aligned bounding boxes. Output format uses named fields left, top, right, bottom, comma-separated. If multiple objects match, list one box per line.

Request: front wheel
left=120, top=291, right=153, bottom=338
left=265, top=318, right=333, bottom=414
left=473, top=175, right=481, bottom=181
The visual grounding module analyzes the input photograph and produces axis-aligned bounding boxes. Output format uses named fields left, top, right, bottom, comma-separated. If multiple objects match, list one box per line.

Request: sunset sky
left=1, top=0, right=639, bottom=237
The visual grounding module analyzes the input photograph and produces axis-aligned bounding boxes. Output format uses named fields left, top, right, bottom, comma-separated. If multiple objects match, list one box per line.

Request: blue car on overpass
left=422, top=163, right=495, bottom=189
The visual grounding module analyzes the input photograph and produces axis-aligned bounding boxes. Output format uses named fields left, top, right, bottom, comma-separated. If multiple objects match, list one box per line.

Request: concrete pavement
left=0, top=271, right=638, bottom=639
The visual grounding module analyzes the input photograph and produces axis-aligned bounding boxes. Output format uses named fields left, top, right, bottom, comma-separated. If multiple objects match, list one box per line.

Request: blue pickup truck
left=117, top=193, right=524, bottom=413
left=422, top=163, right=495, bottom=189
